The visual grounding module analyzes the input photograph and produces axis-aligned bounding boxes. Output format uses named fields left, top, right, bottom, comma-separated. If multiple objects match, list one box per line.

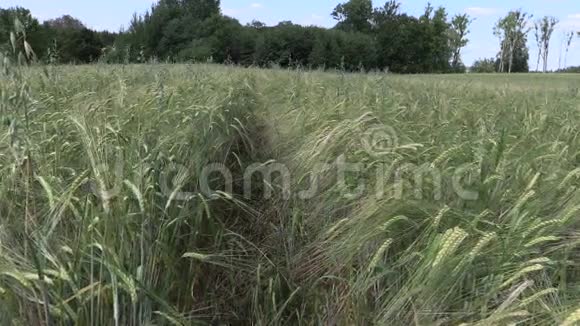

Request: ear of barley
left=496, top=280, right=534, bottom=313
left=523, top=257, right=552, bottom=265
left=430, top=144, right=464, bottom=168
left=325, top=218, right=350, bottom=239
left=469, top=232, right=497, bottom=259
left=35, top=175, right=55, bottom=210
left=560, top=205, right=580, bottom=223
left=558, top=168, right=580, bottom=190
left=182, top=252, right=211, bottom=262
left=522, top=219, right=562, bottom=239
left=518, top=288, right=558, bottom=308
left=123, top=180, right=145, bottom=213
left=433, top=227, right=468, bottom=268
left=368, top=239, right=393, bottom=272
left=510, top=190, right=536, bottom=216
left=485, top=310, right=530, bottom=323
left=524, top=236, right=560, bottom=248
left=432, top=206, right=450, bottom=228
left=381, top=215, right=409, bottom=232
left=483, top=174, right=504, bottom=185
left=500, top=264, right=545, bottom=289
left=525, top=172, right=541, bottom=191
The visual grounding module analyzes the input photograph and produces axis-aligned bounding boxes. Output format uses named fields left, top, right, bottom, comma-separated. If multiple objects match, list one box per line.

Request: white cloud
left=560, top=13, right=580, bottom=30
left=560, top=19, right=580, bottom=30
left=465, top=7, right=499, bottom=16
left=250, top=3, right=262, bottom=9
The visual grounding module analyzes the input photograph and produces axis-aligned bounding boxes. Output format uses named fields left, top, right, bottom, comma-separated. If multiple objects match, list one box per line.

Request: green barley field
left=2, top=63, right=580, bottom=325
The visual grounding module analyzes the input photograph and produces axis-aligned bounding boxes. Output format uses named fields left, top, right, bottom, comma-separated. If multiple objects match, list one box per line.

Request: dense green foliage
left=113, top=0, right=469, bottom=73
left=494, top=10, right=531, bottom=73
left=2, top=60, right=580, bottom=324
left=1, top=0, right=476, bottom=73
left=0, top=8, right=116, bottom=64
left=8, top=0, right=572, bottom=73
left=559, top=65, right=580, bottom=73
left=471, top=58, right=497, bottom=73
left=43, top=15, right=115, bottom=64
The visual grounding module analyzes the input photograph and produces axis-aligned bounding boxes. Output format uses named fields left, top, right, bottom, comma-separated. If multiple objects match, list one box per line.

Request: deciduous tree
left=495, top=10, right=531, bottom=73
left=331, top=0, right=373, bottom=33
left=534, top=17, right=558, bottom=72
left=450, top=14, right=472, bottom=71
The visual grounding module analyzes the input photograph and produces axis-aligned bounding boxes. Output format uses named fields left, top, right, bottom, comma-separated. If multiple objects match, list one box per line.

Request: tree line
left=472, top=11, right=578, bottom=73
left=1, top=1, right=578, bottom=73
left=105, top=0, right=473, bottom=73
left=0, top=7, right=116, bottom=64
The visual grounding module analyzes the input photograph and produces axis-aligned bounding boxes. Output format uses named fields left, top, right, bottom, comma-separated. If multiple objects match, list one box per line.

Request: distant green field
left=407, top=72, right=580, bottom=91
left=2, top=64, right=580, bottom=325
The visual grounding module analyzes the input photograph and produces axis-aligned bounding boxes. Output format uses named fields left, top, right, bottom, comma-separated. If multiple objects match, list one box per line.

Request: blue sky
left=3, top=0, right=580, bottom=69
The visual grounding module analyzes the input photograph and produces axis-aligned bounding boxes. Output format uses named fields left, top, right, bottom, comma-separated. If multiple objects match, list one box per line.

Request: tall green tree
left=308, top=29, right=342, bottom=69
left=372, top=0, right=401, bottom=27
left=496, top=36, right=529, bottom=73
left=44, top=15, right=85, bottom=30
left=495, top=10, right=531, bottom=73
left=449, top=14, right=472, bottom=71
left=471, top=58, right=496, bottom=73
left=43, top=15, right=104, bottom=63
left=122, top=0, right=222, bottom=60
left=0, top=7, right=48, bottom=60
left=429, top=6, right=453, bottom=72
left=331, top=0, right=373, bottom=33
left=533, top=17, right=558, bottom=72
